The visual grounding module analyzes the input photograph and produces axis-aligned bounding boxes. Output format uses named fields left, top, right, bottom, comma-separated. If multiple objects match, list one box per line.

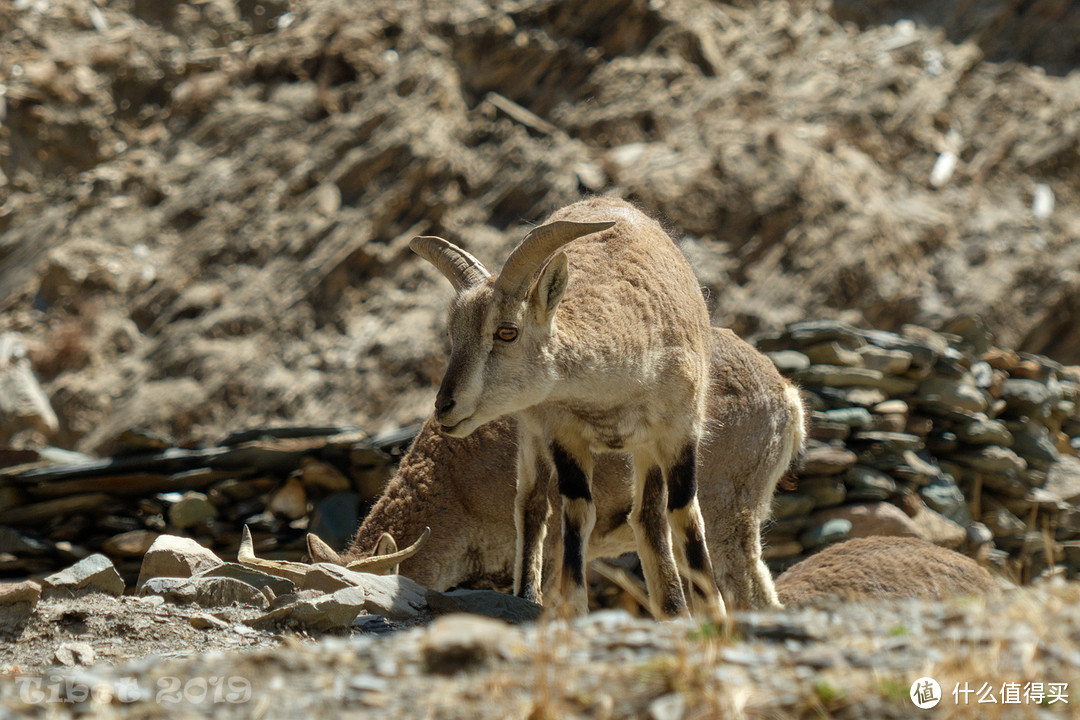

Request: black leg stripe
left=667, top=442, right=697, bottom=511
left=552, top=442, right=591, bottom=501
left=685, top=532, right=708, bottom=572
left=562, top=515, right=585, bottom=587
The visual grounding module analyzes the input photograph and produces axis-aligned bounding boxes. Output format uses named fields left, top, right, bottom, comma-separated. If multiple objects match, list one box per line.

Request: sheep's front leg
left=666, top=441, right=726, bottom=619
left=514, top=436, right=552, bottom=604
left=629, top=454, right=688, bottom=619
left=552, top=441, right=596, bottom=616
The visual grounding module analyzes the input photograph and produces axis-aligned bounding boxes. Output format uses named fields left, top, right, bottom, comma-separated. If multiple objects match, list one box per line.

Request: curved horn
left=494, top=220, right=615, bottom=299
left=238, top=525, right=310, bottom=584
left=345, top=526, right=431, bottom=575
left=410, top=236, right=491, bottom=292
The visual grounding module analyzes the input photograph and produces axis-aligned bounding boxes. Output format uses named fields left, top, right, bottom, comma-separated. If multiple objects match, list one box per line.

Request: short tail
left=777, top=383, right=807, bottom=490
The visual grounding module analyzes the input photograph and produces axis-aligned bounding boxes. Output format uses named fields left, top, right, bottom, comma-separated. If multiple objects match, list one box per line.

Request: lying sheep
left=410, top=197, right=774, bottom=618
left=774, top=536, right=1003, bottom=605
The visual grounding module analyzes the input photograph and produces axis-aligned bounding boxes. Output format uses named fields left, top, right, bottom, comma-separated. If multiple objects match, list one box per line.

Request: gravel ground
left=3, top=583, right=1080, bottom=719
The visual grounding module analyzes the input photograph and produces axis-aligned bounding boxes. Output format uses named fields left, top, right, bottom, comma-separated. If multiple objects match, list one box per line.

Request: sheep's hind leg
left=667, top=441, right=726, bottom=619
left=514, top=436, right=553, bottom=604
left=629, top=453, right=688, bottom=619
left=552, top=441, right=596, bottom=616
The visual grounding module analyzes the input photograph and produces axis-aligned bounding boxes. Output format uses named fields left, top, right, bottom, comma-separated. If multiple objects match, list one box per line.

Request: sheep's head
left=411, top=220, right=613, bottom=437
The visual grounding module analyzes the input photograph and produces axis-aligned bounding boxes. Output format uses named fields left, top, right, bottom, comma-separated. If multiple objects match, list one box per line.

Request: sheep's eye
left=495, top=326, right=518, bottom=342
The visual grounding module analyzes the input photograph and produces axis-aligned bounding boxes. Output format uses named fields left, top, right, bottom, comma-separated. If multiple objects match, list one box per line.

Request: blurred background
left=1, top=0, right=1078, bottom=453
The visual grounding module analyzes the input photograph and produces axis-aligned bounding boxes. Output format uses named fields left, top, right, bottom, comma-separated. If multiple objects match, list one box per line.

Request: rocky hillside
left=1, top=0, right=1079, bottom=455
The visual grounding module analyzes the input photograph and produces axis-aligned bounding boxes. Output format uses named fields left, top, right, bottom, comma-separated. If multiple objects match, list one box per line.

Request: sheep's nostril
left=435, top=396, right=455, bottom=417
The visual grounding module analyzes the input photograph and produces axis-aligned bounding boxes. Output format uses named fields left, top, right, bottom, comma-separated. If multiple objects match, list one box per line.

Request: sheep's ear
left=374, top=532, right=398, bottom=556
left=531, top=251, right=568, bottom=321
left=307, top=533, right=344, bottom=564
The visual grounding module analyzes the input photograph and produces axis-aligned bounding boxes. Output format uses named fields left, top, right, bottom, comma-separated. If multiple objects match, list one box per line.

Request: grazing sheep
left=298, top=326, right=803, bottom=610
left=774, top=536, right=1003, bottom=605
left=411, top=199, right=782, bottom=618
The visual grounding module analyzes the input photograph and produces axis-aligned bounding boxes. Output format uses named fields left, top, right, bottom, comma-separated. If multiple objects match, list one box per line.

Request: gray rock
left=54, top=642, right=96, bottom=667
left=137, top=534, right=223, bottom=590
left=355, top=574, right=429, bottom=621
left=821, top=407, right=872, bottom=428
left=140, top=576, right=269, bottom=609
left=422, top=614, right=517, bottom=675
left=843, top=466, right=897, bottom=501
left=1000, top=379, right=1052, bottom=419
left=194, top=562, right=296, bottom=597
left=797, top=476, right=846, bottom=508
left=271, top=589, right=323, bottom=609
left=298, top=565, right=428, bottom=620
left=981, top=471, right=1032, bottom=498
left=951, top=446, right=1027, bottom=475
left=819, top=386, right=888, bottom=407
left=919, top=476, right=971, bottom=526
left=956, top=417, right=1014, bottom=446
left=800, top=445, right=857, bottom=476
left=167, top=491, right=218, bottom=528
left=297, top=563, right=365, bottom=594
left=427, top=589, right=541, bottom=624
left=764, top=321, right=865, bottom=349
left=102, top=529, right=161, bottom=558
left=858, top=346, right=912, bottom=374
left=247, top=586, right=368, bottom=631
left=1008, top=422, right=1060, bottom=470
left=809, top=420, right=851, bottom=441
left=186, top=577, right=270, bottom=609
left=966, top=521, right=994, bottom=547
left=0, top=579, right=41, bottom=630
left=911, top=507, right=966, bottom=549
left=1045, top=456, right=1080, bottom=504
left=138, top=576, right=189, bottom=598
left=190, top=613, right=231, bottom=630
left=799, top=518, right=852, bottom=550
left=765, top=350, right=810, bottom=374
left=766, top=515, right=809, bottom=536
left=794, top=365, right=918, bottom=395
left=917, top=377, right=988, bottom=414
left=43, top=554, right=125, bottom=598
left=0, top=527, right=53, bottom=556
left=771, top=492, right=815, bottom=519
left=980, top=499, right=1026, bottom=539
left=850, top=431, right=924, bottom=453
left=803, top=341, right=864, bottom=367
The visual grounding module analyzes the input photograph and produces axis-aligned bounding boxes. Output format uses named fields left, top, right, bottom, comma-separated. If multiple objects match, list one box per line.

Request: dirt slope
left=1, top=0, right=1079, bottom=452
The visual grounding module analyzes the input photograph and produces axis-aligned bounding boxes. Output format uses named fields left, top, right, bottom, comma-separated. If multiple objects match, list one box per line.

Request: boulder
left=137, top=534, right=223, bottom=590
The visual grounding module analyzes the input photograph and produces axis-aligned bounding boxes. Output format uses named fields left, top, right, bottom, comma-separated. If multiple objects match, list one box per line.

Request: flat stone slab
left=139, top=576, right=269, bottom=609
left=246, top=586, right=367, bottom=631
left=299, top=565, right=428, bottom=620
left=194, top=562, right=296, bottom=597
